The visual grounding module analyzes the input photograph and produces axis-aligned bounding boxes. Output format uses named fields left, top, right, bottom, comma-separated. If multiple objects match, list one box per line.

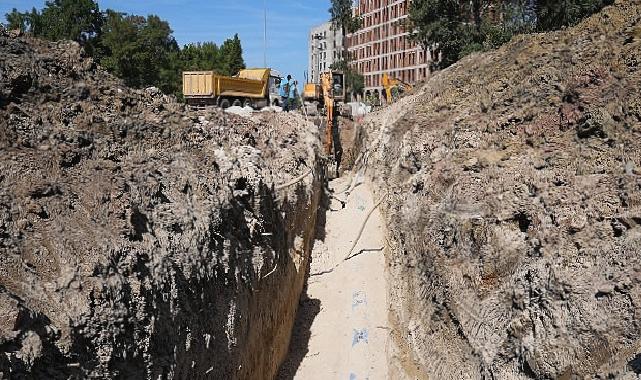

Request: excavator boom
left=382, top=73, right=413, bottom=104
left=320, top=72, right=334, bottom=156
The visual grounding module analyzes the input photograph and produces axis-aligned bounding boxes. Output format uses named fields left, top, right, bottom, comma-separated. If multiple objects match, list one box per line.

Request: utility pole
left=263, top=0, right=267, bottom=67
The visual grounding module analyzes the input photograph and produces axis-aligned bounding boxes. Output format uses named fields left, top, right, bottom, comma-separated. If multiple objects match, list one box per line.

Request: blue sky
left=1, top=0, right=332, bottom=82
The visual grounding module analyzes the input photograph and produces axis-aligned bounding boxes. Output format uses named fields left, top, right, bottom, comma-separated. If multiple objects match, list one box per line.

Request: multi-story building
left=347, top=0, right=431, bottom=97
left=308, top=22, right=343, bottom=84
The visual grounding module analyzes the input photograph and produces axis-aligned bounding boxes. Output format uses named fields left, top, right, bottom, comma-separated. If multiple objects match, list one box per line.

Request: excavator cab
left=303, top=70, right=346, bottom=116
left=331, top=71, right=345, bottom=101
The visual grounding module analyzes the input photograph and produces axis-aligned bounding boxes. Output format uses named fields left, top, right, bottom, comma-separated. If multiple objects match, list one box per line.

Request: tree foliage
left=4, top=1, right=247, bottom=97
left=98, top=11, right=180, bottom=93
left=181, top=42, right=220, bottom=71
left=329, top=0, right=362, bottom=35
left=330, top=0, right=363, bottom=63
left=5, top=8, right=35, bottom=32
left=409, top=0, right=613, bottom=70
left=6, top=0, right=102, bottom=52
left=329, top=0, right=365, bottom=98
left=536, top=0, right=613, bottom=31
left=217, top=34, right=246, bottom=76
left=407, top=0, right=467, bottom=68
left=37, top=0, right=102, bottom=43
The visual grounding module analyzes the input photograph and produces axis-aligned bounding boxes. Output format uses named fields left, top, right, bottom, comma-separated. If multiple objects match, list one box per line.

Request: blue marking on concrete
left=352, top=329, right=369, bottom=346
left=352, top=291, right=367, bottom=310
left=349, top=373, right=357, bottom=380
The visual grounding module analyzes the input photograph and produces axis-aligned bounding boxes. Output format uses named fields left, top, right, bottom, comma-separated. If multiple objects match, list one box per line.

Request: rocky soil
left=0, top=33, right=323, bottom=379
left=362, top=2, right=641, bottom=379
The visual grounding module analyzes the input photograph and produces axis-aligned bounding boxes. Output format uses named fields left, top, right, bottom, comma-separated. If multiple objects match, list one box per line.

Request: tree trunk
left=472, top=0, right=482, bottom=32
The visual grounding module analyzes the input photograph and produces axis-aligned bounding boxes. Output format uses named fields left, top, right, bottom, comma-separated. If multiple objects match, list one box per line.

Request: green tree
left=329, top=0, right=362, bottom=62
left=5, top=7, right=43, bottom=35
left=408, top=0, right=467, bottom=69
left=536, top=0, right=613, bottom=31
left=38, top=0, right=102, bottom=43
left=181, top=42, right=220, bottom=71
left=5, top=8, right=30, bottom=31
left=5, top=0, right=102, bottom=54
left=99, top=11, right=179, bottom=93
left=329, top=0, right=365, bottom=99
left=4, top=2, right=248, bottom=97
left=408, top=0, right=611, bottom=70
left=218, top=34, right=245, bottom=76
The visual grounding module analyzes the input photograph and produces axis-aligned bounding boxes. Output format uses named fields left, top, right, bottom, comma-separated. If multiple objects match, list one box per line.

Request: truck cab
left=268, top=71, right=283, bottom=107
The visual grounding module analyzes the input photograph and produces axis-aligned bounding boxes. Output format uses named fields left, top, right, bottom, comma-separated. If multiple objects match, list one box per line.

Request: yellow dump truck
left=182, top=68, right=282, bottom=109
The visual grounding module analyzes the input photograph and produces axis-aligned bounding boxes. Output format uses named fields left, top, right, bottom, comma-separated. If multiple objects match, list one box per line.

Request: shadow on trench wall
left=275, top=295, right=322, bottom=380
left=275, top=162, right=334, bottom=379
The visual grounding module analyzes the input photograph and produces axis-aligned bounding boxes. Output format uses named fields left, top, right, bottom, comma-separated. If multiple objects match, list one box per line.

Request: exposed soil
left=363, top=2, right=641, bottom=379
left=0, top=32, right=324, bottom=379
left=2, top=1, right=641, bottom=379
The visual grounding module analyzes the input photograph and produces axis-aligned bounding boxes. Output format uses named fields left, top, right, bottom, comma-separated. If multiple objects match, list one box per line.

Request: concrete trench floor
left=277, top=174, right=390, bottom=380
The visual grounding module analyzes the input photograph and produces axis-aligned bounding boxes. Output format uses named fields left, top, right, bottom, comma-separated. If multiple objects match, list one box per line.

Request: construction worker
left=279, top=74, right=292, bottom=112
left=289, top=80, right=299, bottom=111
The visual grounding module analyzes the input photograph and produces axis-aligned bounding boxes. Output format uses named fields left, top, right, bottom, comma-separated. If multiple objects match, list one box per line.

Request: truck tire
left=232, top=99, right=242, bottom=107
left=219, top=98, right=231, bottom=109
left=243, top=99, right=253, bottom=109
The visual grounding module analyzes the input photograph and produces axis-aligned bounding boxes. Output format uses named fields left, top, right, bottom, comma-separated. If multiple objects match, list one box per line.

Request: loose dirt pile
left=0, top=33, right=323, bottom=379
left=363, top=2, right=641, bottom=379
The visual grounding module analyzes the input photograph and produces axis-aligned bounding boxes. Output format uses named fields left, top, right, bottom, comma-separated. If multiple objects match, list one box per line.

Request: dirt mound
left=363, top=2, right=641, bottom=379
left=0, top=32, right=323, bottom=379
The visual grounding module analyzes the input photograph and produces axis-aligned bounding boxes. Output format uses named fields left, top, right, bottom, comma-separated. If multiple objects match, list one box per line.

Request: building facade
left=308, top=22, right=344, bottom=84
left=347, top=0, right=430, bottom=96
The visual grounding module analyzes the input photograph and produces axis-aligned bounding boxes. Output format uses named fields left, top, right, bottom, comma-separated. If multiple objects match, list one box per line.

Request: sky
left=0, top=0, right=332, bottom=82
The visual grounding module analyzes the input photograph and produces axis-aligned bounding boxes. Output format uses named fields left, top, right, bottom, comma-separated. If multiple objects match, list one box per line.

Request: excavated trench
left=276, top=119, right=391, bottom=379
left=4, top=3, right=641, bottom=379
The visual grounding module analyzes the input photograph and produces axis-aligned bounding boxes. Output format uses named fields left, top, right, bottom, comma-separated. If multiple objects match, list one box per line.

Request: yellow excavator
left=303, top=71, right=346, bottom=114
left=382, top=73, right=413, bottom=104
left=320, top=71, right=346, bottom=176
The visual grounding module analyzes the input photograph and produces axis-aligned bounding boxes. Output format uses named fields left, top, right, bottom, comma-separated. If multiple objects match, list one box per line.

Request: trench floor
left=278, top=175, right=390, bottom=379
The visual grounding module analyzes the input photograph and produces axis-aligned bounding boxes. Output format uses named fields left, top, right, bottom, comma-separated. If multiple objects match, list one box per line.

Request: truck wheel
left=219, top=98, right=231, bottom=109
left=243, top=99, right=253, bottom=109
left=232, top=99, right=242, bottom=107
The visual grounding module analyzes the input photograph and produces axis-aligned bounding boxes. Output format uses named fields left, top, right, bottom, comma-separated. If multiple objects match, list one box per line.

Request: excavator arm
left=382, top=73, right=413, bottom=104
left=320, top=71, right=335, bottom=157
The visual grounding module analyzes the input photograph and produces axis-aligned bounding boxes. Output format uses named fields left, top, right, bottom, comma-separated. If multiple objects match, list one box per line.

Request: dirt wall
left=363, top=2, right=641, bottom=379
left=0, top=34, right=323, bottom=379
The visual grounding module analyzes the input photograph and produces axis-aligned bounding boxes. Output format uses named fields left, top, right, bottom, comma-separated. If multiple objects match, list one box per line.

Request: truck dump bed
left=183, top=71, right=215, bottom=97
left=182, top=69, right=271, bottom=100
left=217, top=76, right=266, bottom=98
